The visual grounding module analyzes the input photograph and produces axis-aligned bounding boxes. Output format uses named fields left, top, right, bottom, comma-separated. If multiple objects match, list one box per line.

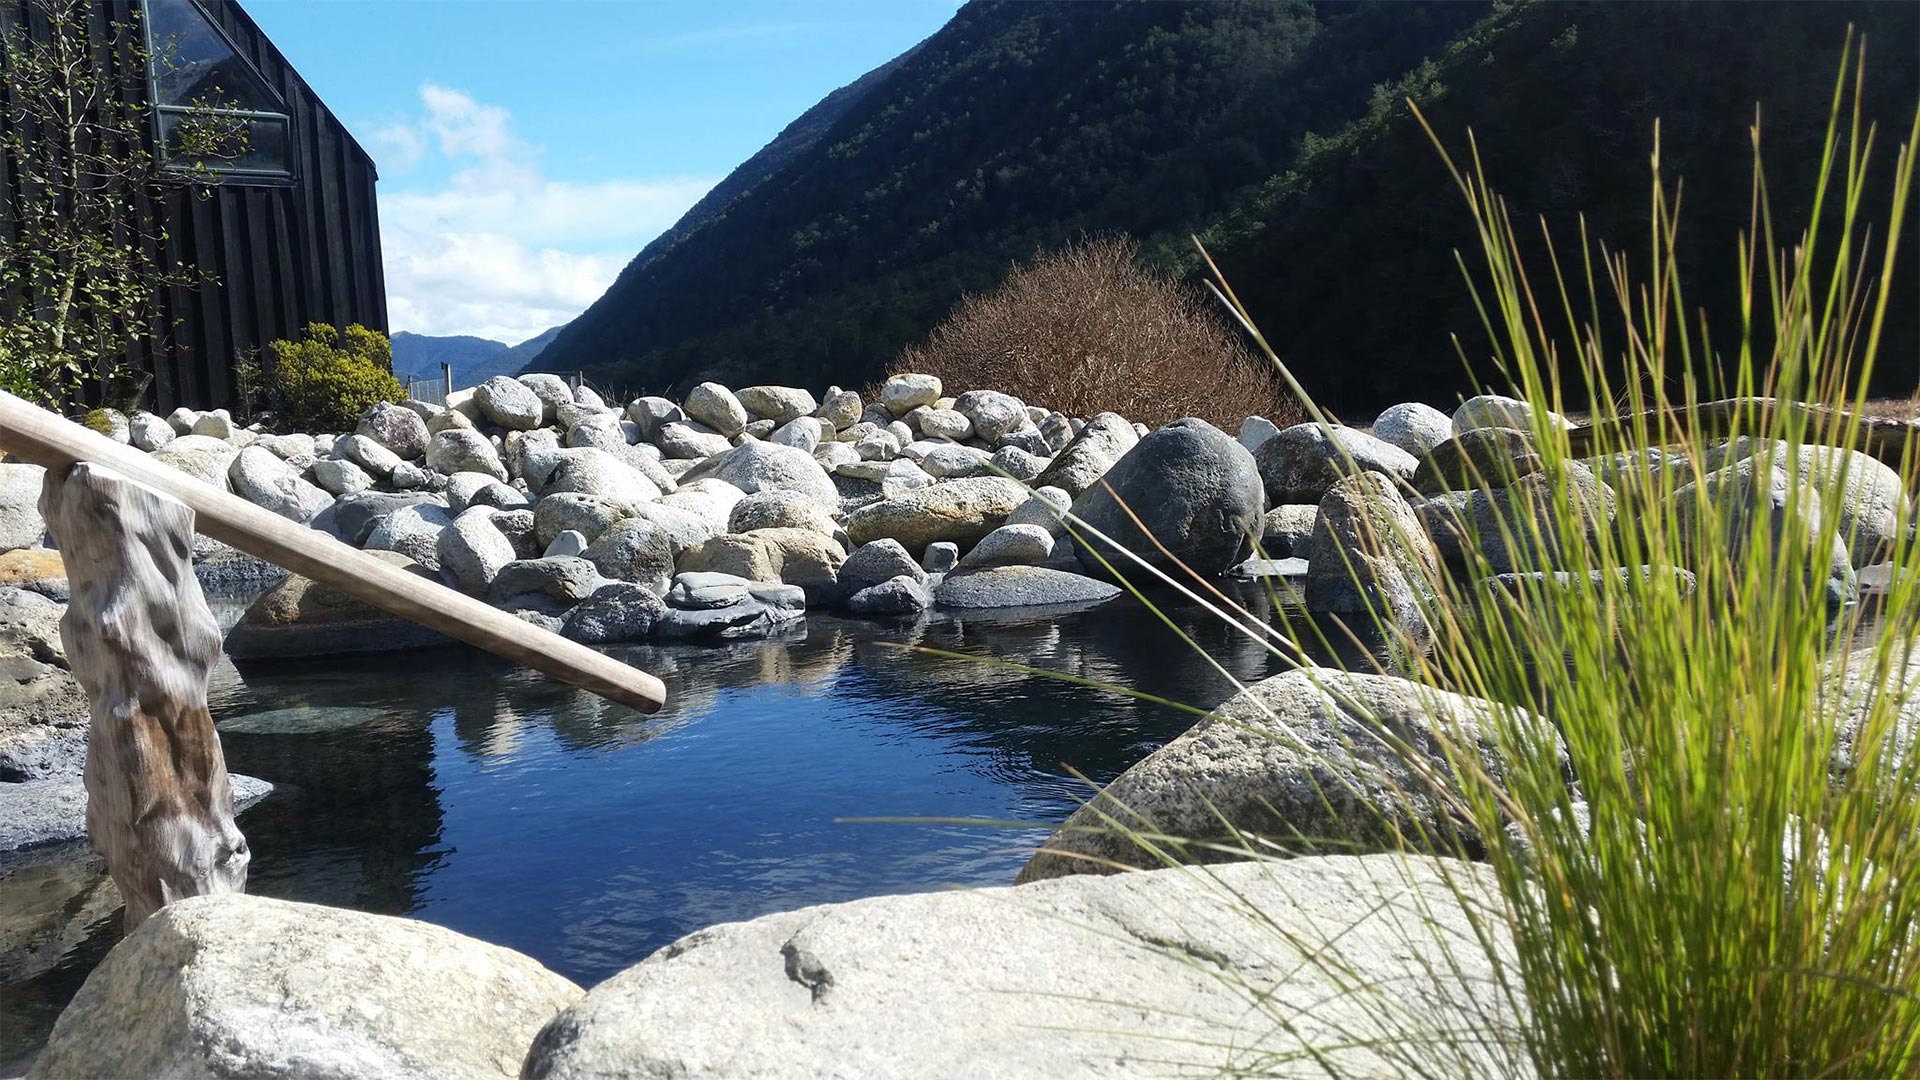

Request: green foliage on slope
left=542, top=0, right=1488, bottom=397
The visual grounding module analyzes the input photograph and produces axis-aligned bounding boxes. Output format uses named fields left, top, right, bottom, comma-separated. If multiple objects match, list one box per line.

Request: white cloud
left=374, top=83, right=713, bottom=345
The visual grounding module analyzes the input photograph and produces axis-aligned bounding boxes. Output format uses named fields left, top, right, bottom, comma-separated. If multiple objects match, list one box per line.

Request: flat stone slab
left=933, top=565, right=1121, bottom=609
left=0, top=774, right=272, bottom=855
left=1229, top=556, right=1309, bottom=580
left=522, top=854, right=1522, bottom=1079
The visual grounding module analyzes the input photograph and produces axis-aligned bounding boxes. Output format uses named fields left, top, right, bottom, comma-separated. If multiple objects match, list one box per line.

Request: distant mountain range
left=390, top=326, right=564, bottom=389
left=536, top=0, right=1917, bottom=413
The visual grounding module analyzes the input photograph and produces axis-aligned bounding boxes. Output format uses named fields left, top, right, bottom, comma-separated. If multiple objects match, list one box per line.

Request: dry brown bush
left=890, top=236, right=1303, bottom=431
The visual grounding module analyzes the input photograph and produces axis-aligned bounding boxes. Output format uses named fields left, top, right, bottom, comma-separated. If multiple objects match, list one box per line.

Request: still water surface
left=3, top=587, right=1312, bottom=1061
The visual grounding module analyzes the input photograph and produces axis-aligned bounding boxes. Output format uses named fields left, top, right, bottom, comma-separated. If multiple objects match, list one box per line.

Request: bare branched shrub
left=891, top=236, right=1302, bottom=430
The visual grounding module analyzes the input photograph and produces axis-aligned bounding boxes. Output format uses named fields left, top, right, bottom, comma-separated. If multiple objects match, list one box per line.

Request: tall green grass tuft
left=943, top=36, right=1920, bottom=1078
left=1171, top=37, right=1920, bottom=1076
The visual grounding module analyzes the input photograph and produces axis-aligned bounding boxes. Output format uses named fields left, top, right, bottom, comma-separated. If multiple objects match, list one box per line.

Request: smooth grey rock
left=336, top=433, right=403, bottom=478
left=935, top=566, right=1121, bottom=609
left=1236, top=415, right=1282, bottom=453
left=507, top=429, right=565, bottom=488
left=357, top=401, right=429, bottom=459
left=1071, top=418, right=1265, bottom=581
left=363, top=503, right=454, bottom=571
left=921, top=541, right=959, bottom=574
left=655, top=576, right=805, bottom=639
left=310, top=457, right=375, bottom=496
left=1020, top=669, right=1542, bottom=881
left=488, top=557, right=606, bottom=610
left=953, top=389, right=1026, bottom=441
left=30, top=892, right=579, bottom=1080
left=1259, top=504, right=1318, bottom=558
left=625, top=396, right=685, bottom=442
left=683, top=382, right=749, bottom=436
left=1034, top=412, right=1138, bottom=495
left=0, top=463, right=48, bottom=551
left=129, top=411, right=176, bottom=452
left=476, top=374, right=546, bottom=430
left=1452, top=393, right=1573, bottom=435
left=522, top=855, right=1515, bottom=1080
left=1711, top=440, right=1910, bottom=568
left=839, top=538, right=926, bottom=593
left=1005, top=486, right=1071, bottom=535
left=676, top=528, right=844, bottom=604
left=913, top=406, right=971, bottom=441
left=814, top=388, right=862, bottom=429
left=1416, top=463, right=1617, bottom=575
left=660, top=478, right=746, bottom=536
left=1371, top=402, right=1454, bottom=456
left=189, top=410, right=234, bottom=439
left=1255, top=422, right=1417, bottom=505
left=728, top=488, right=839, bottom=538
left=437, top=508, right=519, bottom=594
left=445, top=472, right=529, bottom=513
left=519, top=373, right=574, bottom=424
left=958, top=523, right=1054, bottom=569
left=680, top=440, right=838, bottom=508
left=992, top=428, right=1052, bottom=456
left=543, top=530, right=590, bottom=559
left=844, top=477, right=1026, bottom=550
left=582, top=518, right=677, bottom=592
left=989, top=445, right=1048, bottom=482
left=426, top=428, right=508, bottom=481
left=562, top=582, right=668, bottom=644
left=769, top=415, right=824, bottom=452
left=1670, top=457, right=1854, bottom=606
left=490, top=508, right=540, bottom=560
left=1306, top=472, right=1440, bottom=651
left=322, top=491, right=445, bottom=547
left=879, top=373, right=941, bottom=415
left=918, top=443, right=991, bottom=479
left=846, top=574, right=932, bottom=616
left=532, top=493, right=629, bottom=549
left=1411, top=427, right=1541, bottom=495
left=736, top=385, right=816, bottom=425
left=149, top=438, right=238, bottom=492
left=542, top=447, right=661, bottom=511
left=1, top=774, right=269, bottom=855
left=229, top=446, right=333, bottom=523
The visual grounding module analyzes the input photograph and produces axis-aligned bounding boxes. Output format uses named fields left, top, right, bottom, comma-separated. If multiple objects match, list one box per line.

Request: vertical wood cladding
left=2, top=0, right=385, bottom=410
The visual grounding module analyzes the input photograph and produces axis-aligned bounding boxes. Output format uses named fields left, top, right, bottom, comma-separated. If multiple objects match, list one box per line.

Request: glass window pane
left=159, top=110, right=290, bottom=176
left=146, top=0, right=285, bottom=114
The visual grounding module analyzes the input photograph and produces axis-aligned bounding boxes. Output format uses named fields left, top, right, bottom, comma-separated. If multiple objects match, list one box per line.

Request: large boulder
left=0, top=463, right=48, bottom=551
left=363, top=503, right=455, bottom=571
left=1034, top=412, right=1138, bottom=495
left=952, top=389, right=1027, bottom=441
left=676, top=528, right=844, bottom=603
left=31, top=893, right=580, bottom=1080
left=487, top=557, right=607, bottom=612
left=319, top=491, right=445, bottom=547
left=736, top=385, right=816, bottom=425
left=518, top=373, right=574, bottom=424
left=1018, top=669, right=1537, bottom=882
left=837, top=538, right=925, bottom=594
left=957, top=523, right=1054, bottom=569
left=582, top=518, right=677, bottom=592
left=1452, top=393, right=1572, bottom=436
left=879, top=373, right=941, bottom=415
left=542, top=448, right=661, bottom=510
left=1254, top=423, right=1417, bottom=505
left=1371, top=402, right=1453, bottom=456
left=1411, top=427, right=1541, bottom=495
left=532, top=493, right=630, bottom=549
left=149, top=436, right=239, bottom=492
left=678, top=440, right=837, bottom=509
left=1416, top=464, right=1617, bottom=575
left=844, top=477, right=1027, bottom=550
left=228, top=446, right=333, bottom=523
left=1070, top=418, right=1264, bottom=580
left=357, top=401, right=430, bottom=459
left=475, top=375, right=545, bottom=430
left=225, top=552, right=452, bottom=659
left=727, top=488, right=840, bottom=538
left=521, top=855, right=1512, bottom=1079
left=1669, top=457, right=1854, bottom=606
left=683, top=382, right=749, bottom=436
left=655, top=573, right=806, bottom=640
left=1709, top=441, right=1909, bottom=568
left=437, top=508, right=518, bottom=595
left=561, top=582, right=668, bottom=644
left=426, top=429, right=508, bottom=482
left=1306, top=473, right=1441, bottom=651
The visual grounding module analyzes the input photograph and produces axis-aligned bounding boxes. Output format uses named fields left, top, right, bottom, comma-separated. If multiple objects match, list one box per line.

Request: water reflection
left=1, top=586, right=1326, bottom=1061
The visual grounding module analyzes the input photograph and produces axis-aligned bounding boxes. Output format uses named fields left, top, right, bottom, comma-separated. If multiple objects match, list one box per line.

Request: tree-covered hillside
left=543, top=0, right=1917, bottom=411
left=541, top=0, right=1489, bottom=397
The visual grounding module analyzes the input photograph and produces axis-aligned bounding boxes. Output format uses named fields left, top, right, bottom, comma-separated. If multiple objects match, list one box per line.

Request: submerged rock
left=31, top=893, right=581, bottom=1080
left=225, top=552, right=453, bottom=659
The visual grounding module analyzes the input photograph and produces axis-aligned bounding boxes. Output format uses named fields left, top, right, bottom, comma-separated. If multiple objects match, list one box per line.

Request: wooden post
left=41, top=462, right=247, bottom=928
left=0, top=391, right=667, bottom=713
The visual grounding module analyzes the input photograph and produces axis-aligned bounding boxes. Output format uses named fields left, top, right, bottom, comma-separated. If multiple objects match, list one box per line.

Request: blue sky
left=246, top=0, right=960, bottom=344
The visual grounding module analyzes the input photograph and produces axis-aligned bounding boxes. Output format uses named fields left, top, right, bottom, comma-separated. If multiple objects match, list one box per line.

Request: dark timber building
left=2, top=0, right=385, bottom=410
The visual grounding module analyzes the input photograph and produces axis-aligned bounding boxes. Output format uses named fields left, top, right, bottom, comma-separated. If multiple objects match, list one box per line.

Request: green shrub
left=263, top=323, right=401, bottom=432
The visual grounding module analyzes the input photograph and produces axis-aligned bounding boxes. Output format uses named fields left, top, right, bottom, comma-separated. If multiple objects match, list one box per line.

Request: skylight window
left=145, top=0, right=292, bottom=178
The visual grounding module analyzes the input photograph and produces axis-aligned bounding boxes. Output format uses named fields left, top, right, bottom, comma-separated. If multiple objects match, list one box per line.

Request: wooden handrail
left=0, top=392, right=667, bottom=713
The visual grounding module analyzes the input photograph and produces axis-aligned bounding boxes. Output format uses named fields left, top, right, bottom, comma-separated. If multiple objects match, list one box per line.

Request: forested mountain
left=542, top=0, right=1917, bottom=411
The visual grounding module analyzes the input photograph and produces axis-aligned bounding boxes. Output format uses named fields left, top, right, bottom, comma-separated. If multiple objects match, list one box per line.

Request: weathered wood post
left=40, top=462, right=247, bottom=928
